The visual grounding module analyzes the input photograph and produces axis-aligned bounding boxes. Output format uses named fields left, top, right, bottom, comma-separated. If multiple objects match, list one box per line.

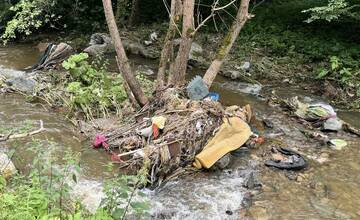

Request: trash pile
left=281, top=96, right=360, bottom=151
left=85, top=86, right=253, bottom=186
left=283, top=96, right=342, bottom=131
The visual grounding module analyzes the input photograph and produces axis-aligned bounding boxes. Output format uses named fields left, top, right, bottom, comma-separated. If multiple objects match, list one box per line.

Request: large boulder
left=0, top=68, right=37, bottom=93
left=84, top=33, right=159, bottom=59
left=5, top=77, right=37, bottom=93
left=84, top=33, right=114, bottom=56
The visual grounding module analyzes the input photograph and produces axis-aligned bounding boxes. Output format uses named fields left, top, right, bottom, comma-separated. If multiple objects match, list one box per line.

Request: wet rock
left=5, top=77, right=37, bottom=92
left=241, top=192, right=253, bottom=209
left=285, top=171, right=298, bottom=181
left=0, top=68, right=25, bottom=79
left=174, top=39, right=206, bottom=66
left=296, top=174, right=306, bottom=182
left=214, top=153, right=231, bottom=169
left=189, top=42, right=203, bottom=60
left=226, top=70, right=242, bottom=80
left=323, top=118, right=343, bottom=131
left=225, top=210, right=233, bottom=215
left=123, top=39, right=159, bottom=59
left=240, top=61, right=251, bottom=72
left=136, top=65, right=154, bottom=76
left=0, top=152, right=17, bottom=178
left=84, top=33, right=159, bottom=59
left=220, top=81, right=262, bottom=95
left=84, top=33, right=114, bottom=56
left=262, top=119, right=274, bottom=129
left=243, top=171, right=261, bottom=189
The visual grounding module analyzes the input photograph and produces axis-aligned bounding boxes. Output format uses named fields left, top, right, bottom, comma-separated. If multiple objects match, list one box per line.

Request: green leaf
left=316, top=69, right=329, bottom=79
left=112, top=208, right=125, bottom=219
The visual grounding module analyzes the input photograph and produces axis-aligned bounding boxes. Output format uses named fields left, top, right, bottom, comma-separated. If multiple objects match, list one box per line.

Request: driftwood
left=0, top=120, right=45, bottom=142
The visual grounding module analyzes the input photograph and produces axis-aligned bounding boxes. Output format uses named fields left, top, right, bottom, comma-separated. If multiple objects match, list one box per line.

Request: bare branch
left=0, top=120, right=45, bottom=142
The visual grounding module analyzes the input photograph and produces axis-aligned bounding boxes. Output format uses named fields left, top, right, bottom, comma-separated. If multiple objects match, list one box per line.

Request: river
left=1, top=43, right=360, bottom=219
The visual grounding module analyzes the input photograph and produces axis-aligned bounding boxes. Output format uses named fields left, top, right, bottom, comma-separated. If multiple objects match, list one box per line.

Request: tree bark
left=203, top=0, right=251, bottom=88
left=168, top=0, right=195, bottom=86
left=128, top=0, right=140, bottom=27
left=102, top=0, right=148, bottom=106
left=156, top=0, right=182, bottom=88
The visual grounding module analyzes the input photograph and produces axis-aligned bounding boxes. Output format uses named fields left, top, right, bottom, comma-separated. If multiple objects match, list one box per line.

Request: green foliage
left=303, top=0, right=360, bottom=22
left=1, top=0, right=59, bottom=43
left=0, top=139, right=77, bottom=219
left=316, top=56, right=360, bottom=95
left=61, top=53, right=153, bottom=119
left=102, top=163, right=150, bottom=219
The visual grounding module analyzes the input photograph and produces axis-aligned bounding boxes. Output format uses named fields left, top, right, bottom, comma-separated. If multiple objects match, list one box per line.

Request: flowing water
left=0, top=43, right=360, bottom=219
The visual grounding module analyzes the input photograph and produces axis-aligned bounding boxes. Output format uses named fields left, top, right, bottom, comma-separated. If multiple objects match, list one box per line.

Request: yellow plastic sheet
left=151, top=116, right=167, bottom=129
left=193, top=117, right=252, bottom=169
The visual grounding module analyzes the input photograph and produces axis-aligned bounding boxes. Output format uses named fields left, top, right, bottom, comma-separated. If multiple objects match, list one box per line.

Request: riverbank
left=1, top=41, right=360, bottom=219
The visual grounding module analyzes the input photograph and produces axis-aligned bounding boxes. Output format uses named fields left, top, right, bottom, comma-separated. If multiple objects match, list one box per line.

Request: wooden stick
left=0, top=120, right=45, bottom=142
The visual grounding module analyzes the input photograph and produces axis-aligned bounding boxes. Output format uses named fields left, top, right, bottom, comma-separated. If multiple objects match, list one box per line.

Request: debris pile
left=83, top=88, right=253, bottom=186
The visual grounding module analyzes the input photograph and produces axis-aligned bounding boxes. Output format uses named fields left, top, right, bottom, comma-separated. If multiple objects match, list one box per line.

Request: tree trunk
left=128, top=0, right=140, bottom=27
left=156, top=0, right=182, bottom=88
left=168, top=0, right=195, bottom=86
left=203, top=0, right=251, bottom=87
left=102, top=0, right=148, bottom=106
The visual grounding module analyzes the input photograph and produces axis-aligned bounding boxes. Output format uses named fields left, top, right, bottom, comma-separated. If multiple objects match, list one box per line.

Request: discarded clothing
left=93, top=134, right=109, bottom=150
left=265, top=147, right=307, bottom=170
left=193, top=117, right=252, bottom=169
left=30, top=43, right=73, bottom=71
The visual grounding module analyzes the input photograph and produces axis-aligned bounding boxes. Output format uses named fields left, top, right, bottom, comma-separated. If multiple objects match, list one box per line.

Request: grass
left=220, top=0, right=360, bottom=108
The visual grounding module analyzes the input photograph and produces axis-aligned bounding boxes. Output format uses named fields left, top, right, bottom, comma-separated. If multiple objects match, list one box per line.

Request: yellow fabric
left=193, top=117, right=251, bottom=169
left=151, top=116, right=167, bottom=129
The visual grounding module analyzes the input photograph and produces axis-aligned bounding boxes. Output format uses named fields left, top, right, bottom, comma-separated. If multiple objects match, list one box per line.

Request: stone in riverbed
left=136, top=65, right=154, bottom=76
left=5, top=77, right=37, bottom=92
left=0, top=152, right=17, bottom=178
left=323, top=118, right=343, bottom=131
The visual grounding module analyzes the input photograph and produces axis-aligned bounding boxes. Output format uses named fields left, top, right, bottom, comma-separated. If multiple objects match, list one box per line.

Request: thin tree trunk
left=102, top=0, right=148, bottom=106
left=128, top=0, right=140, bottom=27
left=168, top=0, right=195, bottom=86
left=156, top=0, right=182, bottom=88
left=203, top=0, right=250, bottom=87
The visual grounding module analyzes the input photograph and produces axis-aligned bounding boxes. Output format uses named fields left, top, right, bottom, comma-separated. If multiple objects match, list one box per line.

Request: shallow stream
left=0, top=44, right=359, bottom=219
